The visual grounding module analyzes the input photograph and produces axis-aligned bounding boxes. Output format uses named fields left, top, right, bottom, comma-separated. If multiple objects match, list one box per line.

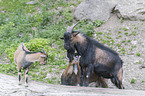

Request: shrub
left=5, top=38, right=64, bottom=63
left=131, top=78, right=136, bottom=84
left=136, top=53, right=141, bottom=57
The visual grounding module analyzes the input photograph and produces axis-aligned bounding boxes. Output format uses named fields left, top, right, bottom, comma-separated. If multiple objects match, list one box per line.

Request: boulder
left=115, top=0, right=145, bottom=21
left=74, top=0, right=117, bottom=21
left=26, top=0, right=38, bottom=5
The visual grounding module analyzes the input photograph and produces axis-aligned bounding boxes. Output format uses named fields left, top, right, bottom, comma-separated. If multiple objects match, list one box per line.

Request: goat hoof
left=25, top=84, right=28, bottom=87
left=25, top=85, right=28, bottom=87
left=83, top=83, right=88, bottom=87
left=79, top=83, right=83, bottom=86
left=77, top=84, right=80, bottom=86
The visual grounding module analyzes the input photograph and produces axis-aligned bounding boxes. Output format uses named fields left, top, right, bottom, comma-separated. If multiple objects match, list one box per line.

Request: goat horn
left=66, top=22, right=79, bottom=33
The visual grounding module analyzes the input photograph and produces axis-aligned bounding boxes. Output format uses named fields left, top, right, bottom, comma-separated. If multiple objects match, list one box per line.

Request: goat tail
left=21, top=42, right=25, bottom=50
left=21, top=42, right=28, bottom=53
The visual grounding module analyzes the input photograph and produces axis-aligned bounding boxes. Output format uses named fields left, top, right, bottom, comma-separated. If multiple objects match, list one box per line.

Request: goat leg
left=18, top=69, right=21, bottom=85
left=83, top=64, right=93, bottom=87
left=111, top=74, right=124, bottom=89
left=97, top=77, right=108, bottom=88
left=25, top=68, right=29, bottom=87
left=79, top=67, right=84, bottom=86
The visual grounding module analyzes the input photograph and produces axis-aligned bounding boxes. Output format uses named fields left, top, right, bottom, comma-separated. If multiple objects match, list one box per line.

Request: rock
left=74, top=0, right=117, bottom=21
left=134, top=59, right=140, bottom=63
left=46, top=73, right=52, bottom=79
left=26, top=0, right=38, bottom=5
left=1, top=73, right=145, bottom=96
left=140, top=65, right=145, bottom=69
left=131, top=41, right=137, bottom=45
left=115, top=0, right=145, bottom=21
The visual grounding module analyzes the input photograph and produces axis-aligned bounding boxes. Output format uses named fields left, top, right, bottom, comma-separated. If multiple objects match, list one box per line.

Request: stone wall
left=74, top=0, right=145, bottom=21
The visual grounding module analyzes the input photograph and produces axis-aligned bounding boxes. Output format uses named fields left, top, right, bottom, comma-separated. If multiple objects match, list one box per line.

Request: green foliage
left=59, top=64, right=68, bottom=70
left=136, top=53, right=141, bottom=57
left=127, top=40, right=131, bottom=42
left=0, top=0, right=140, bottom=84
left=0, top=0, right=104, bottom=84
left=142, top=80, right=145, bottom=83
left=116, top=43, right=121, bottom=47
left=5, top=38, right=50, bottom=62
left=131, top=78, right=136, bottom=84
left=97, top=32, right=103, bottom=35
left=3, top=38, right=67, bottom=83
left=0, top=0, right=103, bottom=54
left=120, top=18, right=124, bottom=23
left=93, top=20, right=104, bottom=27
left=77, top=20, right=104, bottom=37
left=124, top=32, right=128, bottom=36
left=63, top=8, right=73, bottom=23
left=118, top=31, right=121, bottom=34
left=5, top=38, right=66, bottom=64
left=120, top=48, right=126, bottom=55
left=120, top=27, right=129, bottom=31
left=137, top=61, right=141, bottom=64
left=134, top=26, right=138, bottom=29
left=0, top=62, right=17, bottom=75
left=130, top=31, right=136, bottom=36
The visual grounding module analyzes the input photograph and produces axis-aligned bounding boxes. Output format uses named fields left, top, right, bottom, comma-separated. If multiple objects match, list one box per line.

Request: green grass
left=120, top=27, right=129, bottom=31
left=118, top=31, right=122, bottom=34
left=130, top=31, right=136, bottom=36
left=0, top=0, right=87, bottom=84
left=131, top=78, right=136, bottom=84
left=0, top=0, right=139, bottom=85
left=136, top=53, right=141, bottom=57
left=120, top=18, right=124, bottom=23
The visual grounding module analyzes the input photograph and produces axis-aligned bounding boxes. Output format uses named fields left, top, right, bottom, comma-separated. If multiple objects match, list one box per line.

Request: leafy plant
left=136, top=53, right=141, bottom=57
left=120, top=27, right=129, bottom=31
left=0, top=0, right=114, bottom=85
left=120, top=18, right=124, bottom=23
left=131, top=78, right=136, bottom=84
left=93, top=20, right=104, bottom=27
left=130, top=31, right=136, bottom=36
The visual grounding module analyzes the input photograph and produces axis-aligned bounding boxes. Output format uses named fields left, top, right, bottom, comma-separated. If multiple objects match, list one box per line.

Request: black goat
left=61, top=53, right=108, bottom=88
left=62, top=23, right=124, bottom=89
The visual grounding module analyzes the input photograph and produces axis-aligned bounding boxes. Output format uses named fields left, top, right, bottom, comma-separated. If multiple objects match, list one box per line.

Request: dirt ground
left=95, top=14, right=145, bottom=90
left=0, top=14, right=145, bottom=95
left=0, top=73, right=145, bottom=96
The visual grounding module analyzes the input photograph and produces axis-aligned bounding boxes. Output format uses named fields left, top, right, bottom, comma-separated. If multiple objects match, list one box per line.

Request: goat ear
left=72, top=31, right=80, bottom=37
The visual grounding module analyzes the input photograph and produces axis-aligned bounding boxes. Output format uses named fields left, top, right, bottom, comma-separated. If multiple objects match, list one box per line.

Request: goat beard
left=67, top=45, right=75, bottom=62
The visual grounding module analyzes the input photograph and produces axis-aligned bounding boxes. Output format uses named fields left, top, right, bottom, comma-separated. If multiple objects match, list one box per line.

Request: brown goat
left=14, top=43, right=47, bottom=87
left=61, top=55, right=108, bottom=88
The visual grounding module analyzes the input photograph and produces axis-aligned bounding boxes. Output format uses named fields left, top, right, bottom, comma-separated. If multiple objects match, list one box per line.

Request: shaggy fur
left=61, top=54, right=108, bottom=88
left=62, top=23, right=124, bottom=89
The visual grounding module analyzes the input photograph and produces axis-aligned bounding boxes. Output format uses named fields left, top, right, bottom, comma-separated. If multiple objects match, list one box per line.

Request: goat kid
left=61, top=53, right=108, bottom=88
left=62, top=23, right=124, bottom=89
left=14, top=43, right=47, bottom=87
